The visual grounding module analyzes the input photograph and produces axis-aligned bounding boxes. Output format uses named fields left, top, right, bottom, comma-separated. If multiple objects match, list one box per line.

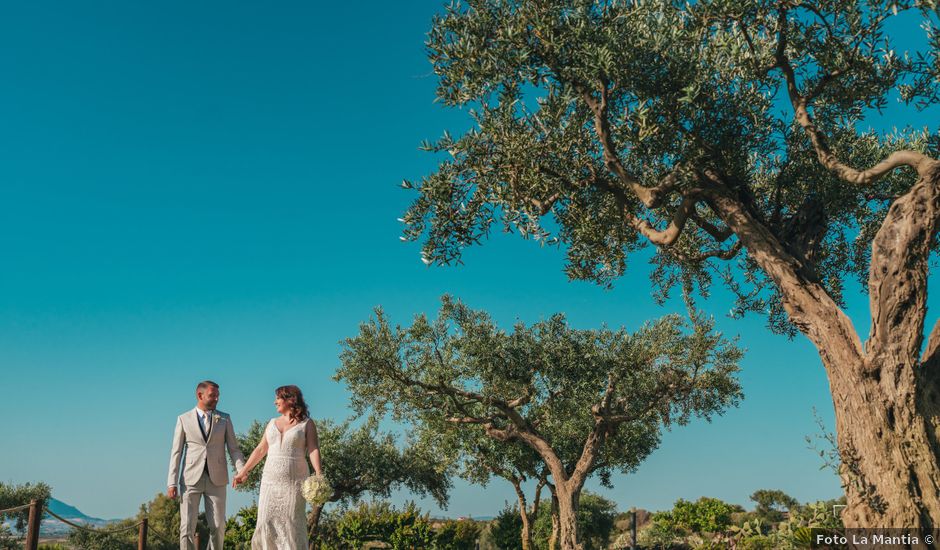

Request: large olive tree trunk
left=836, top=165, right=940, bottom=530
left=707, top=163, right=940, bottom=533
left=553, top=482, right=583, bottom=550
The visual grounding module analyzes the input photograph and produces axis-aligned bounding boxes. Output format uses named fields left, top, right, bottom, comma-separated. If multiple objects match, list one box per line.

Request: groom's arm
left=167, top=416, right=185, bottom=495
left=225, top=415, right=246, bottom=472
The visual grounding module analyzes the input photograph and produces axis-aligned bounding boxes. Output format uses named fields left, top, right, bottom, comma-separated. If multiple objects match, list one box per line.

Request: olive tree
left=402, top=0, right=940, bottom=531
left=337, top=297, right=742, bottom=548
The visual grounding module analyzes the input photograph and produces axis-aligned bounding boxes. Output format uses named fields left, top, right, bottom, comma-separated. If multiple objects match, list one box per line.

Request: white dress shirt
left=196, top=407, right=214, bottom=436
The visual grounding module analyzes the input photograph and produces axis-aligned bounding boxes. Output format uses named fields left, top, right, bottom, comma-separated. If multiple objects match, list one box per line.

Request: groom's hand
left=232, top=472, right=247, bottom=489
left=167, top=486, right=178, bottom=499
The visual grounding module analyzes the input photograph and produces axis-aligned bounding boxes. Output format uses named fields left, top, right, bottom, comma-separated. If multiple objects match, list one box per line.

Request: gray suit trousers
left=180, top=467, right=226, bottom=550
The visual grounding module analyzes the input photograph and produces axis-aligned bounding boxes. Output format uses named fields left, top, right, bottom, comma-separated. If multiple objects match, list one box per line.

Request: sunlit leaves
left=337, top=296, right=743, bottom=482
left=402, top=0, right=940, bottom=334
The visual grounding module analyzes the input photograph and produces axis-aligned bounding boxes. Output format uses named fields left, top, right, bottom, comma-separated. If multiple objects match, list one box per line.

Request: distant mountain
left=46, top=498, right=108, bottom=522
left=2, top=497, right=118, bottom=538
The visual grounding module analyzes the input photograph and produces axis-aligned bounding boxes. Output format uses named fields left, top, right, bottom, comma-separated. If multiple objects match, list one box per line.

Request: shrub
left=669, top=497, right=737, bottom=534
left=736, top=536, right=777, bottom=550
left=487, top=504, right=523, bottom=550
left=638, top=513, right=686, bottom=550
left=774, top=498, right=845, bottom=550
left=334, top=501, right=433, bottom=549
left=433, top=519, right=481, bottom=550
left=530, top=493, right=618, bottom=550
left=224, top=505, right=257, bottom=549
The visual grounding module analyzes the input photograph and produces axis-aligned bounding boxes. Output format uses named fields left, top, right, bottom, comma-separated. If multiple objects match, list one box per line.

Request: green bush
left=531, top=493, right=618, bottom=550
left=487, top=504, right=524, bottom=550
left=333, top=501, right=433, bottom=549
left=774, top=498, right=845, bottom=550
left=668, top=497, right=737, bottom=534
left=638, top=513, right=686, bottom=550
left=484, top=492, right=618, bottom=550
left=433, top=519, right=481, bottom=550
left=224, top=505, right=257, bottom=549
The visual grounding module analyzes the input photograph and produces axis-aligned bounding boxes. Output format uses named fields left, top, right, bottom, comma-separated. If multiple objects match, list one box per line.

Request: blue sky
left=1, top=1, right=937, bottom=520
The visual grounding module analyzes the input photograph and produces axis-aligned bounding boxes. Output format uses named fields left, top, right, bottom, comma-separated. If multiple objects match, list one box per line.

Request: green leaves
left=660, top=497, right=739, bottom=534
left=405, top=0, right=940, bottom=334
left=0, top=480, right=50, bottom=533
left=337, top=296, right=743, bottom=484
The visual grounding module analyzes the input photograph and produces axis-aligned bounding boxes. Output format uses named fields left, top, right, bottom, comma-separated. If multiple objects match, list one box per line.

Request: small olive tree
left=337, top=297, right=742, bottom=549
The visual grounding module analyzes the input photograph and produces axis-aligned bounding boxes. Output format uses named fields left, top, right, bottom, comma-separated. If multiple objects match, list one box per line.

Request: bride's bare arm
left=306, top=420, right=322, bottom=476
left=233, top=433, right=269, bottom=487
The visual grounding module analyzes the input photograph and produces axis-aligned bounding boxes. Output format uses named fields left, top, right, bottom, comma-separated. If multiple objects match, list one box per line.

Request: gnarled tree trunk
left=835, top=164, right=940, bottom=530
left=707, top=162, right=940, bottom=534
left=554, top=482, right=583, bottom=550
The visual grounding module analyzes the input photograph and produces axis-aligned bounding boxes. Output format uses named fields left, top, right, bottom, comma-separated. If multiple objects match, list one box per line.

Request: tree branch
left=691, top=211, right=733, bottom=242
left=772, top=8, right=934, bottom=184
left=676, top=240, right=743, bottom=263
left=445, top=416, right=490, bottom=424
left=579, top=82, right=679, bottom=208
left=624, top=194, right=701, bottom=246
left=698, top=168, right=866, bottom=369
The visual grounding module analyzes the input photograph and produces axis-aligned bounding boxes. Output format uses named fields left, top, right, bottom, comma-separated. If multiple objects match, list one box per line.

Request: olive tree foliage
left=402, top=0, right=940, bottom=530
left=405, top=0, right=939, bottom=333
left=337, top=296, right=742, bottom=548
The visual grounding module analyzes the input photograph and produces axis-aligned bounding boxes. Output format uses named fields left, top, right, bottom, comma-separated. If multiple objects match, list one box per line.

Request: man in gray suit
left=167, top=380, right=246, bottom=550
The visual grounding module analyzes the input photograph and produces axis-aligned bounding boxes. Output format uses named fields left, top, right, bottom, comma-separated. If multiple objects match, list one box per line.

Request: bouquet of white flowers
left=301, top=474, right=333, bottom=505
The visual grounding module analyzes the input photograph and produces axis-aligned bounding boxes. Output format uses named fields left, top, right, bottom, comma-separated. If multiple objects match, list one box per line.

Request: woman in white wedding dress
left=233, top=385, right=322, bottom=549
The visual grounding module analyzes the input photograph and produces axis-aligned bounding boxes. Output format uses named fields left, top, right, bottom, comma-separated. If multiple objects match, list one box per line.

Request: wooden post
left=630, top=509, right=637, bottom=549
left=138, top=517, right=148, bottom=550
left=24, top=499, right=40, bottom=550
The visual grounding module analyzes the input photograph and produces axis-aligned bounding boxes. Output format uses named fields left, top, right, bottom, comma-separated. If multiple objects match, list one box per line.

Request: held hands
left=232, top=471, right=249, bottom=488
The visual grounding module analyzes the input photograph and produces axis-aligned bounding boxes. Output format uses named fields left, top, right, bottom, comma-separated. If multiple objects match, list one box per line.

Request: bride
left=233, top=385, right=322, bottom=549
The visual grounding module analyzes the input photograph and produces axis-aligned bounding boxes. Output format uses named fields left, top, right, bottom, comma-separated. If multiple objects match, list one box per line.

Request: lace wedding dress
left=252, top=418, right=310, bottom=549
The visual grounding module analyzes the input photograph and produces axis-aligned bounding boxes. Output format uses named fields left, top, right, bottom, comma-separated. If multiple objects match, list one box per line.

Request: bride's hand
left=232, top=471, right=248, bottom=488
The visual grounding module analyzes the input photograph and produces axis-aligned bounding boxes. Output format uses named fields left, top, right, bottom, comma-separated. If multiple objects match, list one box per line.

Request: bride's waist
left=266, top=455, right=306, bottom=461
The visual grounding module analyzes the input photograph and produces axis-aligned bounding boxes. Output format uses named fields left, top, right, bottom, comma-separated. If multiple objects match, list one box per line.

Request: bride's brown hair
left=275, top=385, right=309, bottom=421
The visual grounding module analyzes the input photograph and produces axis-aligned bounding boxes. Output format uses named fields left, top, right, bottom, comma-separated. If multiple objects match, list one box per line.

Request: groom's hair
left=196, top=380, right=219, bottom=393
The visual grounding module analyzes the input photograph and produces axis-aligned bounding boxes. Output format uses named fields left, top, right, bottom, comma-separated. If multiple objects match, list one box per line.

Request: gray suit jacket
left=167, top=408, right=246, bottom=488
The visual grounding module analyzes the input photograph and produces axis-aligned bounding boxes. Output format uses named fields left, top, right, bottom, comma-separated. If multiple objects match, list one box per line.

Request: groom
left=167, top=380, right=246, bottom=550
